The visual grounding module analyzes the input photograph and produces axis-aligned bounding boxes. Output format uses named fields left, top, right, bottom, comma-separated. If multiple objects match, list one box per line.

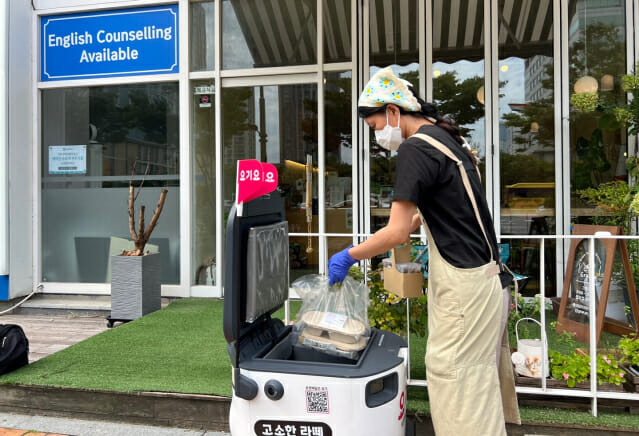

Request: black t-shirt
left=393, top=124, right=501, bottom=269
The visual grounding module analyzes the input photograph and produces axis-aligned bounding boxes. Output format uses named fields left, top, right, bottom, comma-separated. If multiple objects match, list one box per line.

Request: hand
left=328, top=245, right=357, bottom=285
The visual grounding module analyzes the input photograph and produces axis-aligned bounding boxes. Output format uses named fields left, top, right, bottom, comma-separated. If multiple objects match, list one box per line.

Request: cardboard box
left=383, top=245, right=424, bottom=298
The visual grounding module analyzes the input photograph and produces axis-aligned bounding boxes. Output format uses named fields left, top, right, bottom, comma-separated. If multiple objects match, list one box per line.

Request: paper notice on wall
left=49, top=145, right=87, bottom=175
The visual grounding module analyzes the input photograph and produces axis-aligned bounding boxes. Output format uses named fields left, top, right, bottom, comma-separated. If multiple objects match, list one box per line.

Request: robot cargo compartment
left=262, top=330, right=369, bottom=365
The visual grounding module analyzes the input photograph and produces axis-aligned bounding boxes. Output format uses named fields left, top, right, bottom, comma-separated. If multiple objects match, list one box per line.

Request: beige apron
left=412, top=133, right=520, bottom=435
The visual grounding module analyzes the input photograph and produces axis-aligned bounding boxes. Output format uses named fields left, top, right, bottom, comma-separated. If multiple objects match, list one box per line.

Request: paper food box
left=383, top=244, right=423, bottom=298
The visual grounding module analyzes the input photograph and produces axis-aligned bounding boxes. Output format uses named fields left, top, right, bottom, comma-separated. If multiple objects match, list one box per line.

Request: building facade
left=1, top=0, right=637, bottom=301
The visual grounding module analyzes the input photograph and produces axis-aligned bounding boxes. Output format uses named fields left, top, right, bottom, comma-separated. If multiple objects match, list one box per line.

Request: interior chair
left=498, top=243, right=529, bottom=292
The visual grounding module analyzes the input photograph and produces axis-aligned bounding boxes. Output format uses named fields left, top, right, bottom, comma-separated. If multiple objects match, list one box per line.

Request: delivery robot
left=223, top=192, right=414, bottom=436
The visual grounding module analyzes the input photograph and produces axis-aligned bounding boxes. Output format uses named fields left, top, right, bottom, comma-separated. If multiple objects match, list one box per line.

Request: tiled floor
left=0, top=315, right=108, bottom=363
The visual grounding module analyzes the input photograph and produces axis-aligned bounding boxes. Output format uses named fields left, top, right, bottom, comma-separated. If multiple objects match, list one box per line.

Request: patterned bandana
left=357, top=67, right=421, bottom=112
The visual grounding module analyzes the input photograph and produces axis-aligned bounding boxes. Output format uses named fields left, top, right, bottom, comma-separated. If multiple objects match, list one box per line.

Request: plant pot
left=110, top=252, right=161, bottom=321
left=514, top=374, right=625, bottom=392
left=550, top=297, right=562, bottom=314
left=622, top=364, right=639, bottom=392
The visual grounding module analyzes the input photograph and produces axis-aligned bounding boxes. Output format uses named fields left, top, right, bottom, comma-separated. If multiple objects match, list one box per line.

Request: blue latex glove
left=328, top=245, right=357, bottom=285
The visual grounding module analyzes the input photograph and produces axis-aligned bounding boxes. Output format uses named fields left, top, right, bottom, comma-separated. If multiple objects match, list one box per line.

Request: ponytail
left=409, top=86, right=479, bottom=166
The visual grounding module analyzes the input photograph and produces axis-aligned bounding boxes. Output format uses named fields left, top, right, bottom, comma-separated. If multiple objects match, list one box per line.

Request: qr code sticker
left=306, top=389, right=329, bottom=414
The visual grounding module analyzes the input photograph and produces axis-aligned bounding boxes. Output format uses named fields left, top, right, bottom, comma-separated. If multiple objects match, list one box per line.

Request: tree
left=433, top=72, right=486, bottom=134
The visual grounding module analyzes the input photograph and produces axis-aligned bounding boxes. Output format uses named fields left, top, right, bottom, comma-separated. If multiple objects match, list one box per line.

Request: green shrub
left=619, top=334, right=639, bottom=367
left=349, top=265, right=428, bottom=337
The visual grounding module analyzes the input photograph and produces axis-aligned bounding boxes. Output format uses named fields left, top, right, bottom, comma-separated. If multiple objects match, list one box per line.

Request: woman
left=328, top=67, right=520, bottom=435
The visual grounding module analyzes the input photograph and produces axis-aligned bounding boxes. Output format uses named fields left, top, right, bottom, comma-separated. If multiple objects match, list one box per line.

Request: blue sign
left=41, top=5, right=179, bottom=81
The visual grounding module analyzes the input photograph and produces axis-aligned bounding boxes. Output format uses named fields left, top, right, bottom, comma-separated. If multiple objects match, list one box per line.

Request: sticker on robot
left=254, top=420, right=332, bottom=436
left=305, top=388, right=330, bottom=414
left=398, top=390, right=406, bottom=422
left=319, top=312, right=347, bottom=329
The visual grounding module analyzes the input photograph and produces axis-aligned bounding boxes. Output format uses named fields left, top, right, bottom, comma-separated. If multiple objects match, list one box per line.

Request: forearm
left=348, top=225, right=407, bottom=261
left=410, top=214, right=422, bottom=233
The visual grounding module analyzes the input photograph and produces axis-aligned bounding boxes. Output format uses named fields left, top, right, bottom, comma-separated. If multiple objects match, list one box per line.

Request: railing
left=287, top=232, right=639, bottom=417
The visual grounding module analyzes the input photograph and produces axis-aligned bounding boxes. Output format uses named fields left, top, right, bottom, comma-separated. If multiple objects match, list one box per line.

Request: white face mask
left=374, top=110, right=404, bottom=151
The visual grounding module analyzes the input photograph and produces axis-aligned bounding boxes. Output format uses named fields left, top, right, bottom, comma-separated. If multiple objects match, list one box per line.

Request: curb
left=0, top=384, right=230, bottom=432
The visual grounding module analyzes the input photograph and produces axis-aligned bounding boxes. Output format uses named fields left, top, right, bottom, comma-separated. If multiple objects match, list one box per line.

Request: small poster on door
left=49, top=145, right=87, bottom=175
left=199, top=95, right=211, bottom=108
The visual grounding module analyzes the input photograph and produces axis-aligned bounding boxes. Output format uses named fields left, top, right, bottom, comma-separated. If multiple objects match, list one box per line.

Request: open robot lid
left=223, top=192, right=290, bottom=362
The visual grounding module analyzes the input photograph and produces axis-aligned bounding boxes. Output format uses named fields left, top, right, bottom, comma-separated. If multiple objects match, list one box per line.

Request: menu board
left=557, top=225, right=639, bottom=344
left=563, top=240, right=604, bottom=325
left=606, top=247, right=638, bottom=328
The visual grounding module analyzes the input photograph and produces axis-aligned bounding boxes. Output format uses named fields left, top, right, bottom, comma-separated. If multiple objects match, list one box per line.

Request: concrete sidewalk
left=0, top=314, right=108, bottom=363
left=0, top=412, right=229, bottom=436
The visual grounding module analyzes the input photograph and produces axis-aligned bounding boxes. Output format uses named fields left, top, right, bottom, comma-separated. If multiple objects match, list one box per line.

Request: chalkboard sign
left=557, top=225, right=639, bottom=344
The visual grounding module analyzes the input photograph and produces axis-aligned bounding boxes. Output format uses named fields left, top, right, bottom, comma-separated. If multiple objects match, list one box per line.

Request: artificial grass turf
left=0, top=298, right=304, bottom=395
left=0, top=298, right=234, bottom=395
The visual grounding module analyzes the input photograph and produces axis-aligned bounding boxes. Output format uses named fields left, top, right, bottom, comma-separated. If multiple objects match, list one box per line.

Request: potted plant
left=110, top=160, right=168, bottom=325
left=619, top=333, right=639, bottom=391
left=546, top=349, right=626, bottom=391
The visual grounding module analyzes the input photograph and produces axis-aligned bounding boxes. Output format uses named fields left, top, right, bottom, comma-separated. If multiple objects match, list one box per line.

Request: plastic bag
left=292, top=274, right=370, bottom=360
left=381, top=258, right=423, bottom=273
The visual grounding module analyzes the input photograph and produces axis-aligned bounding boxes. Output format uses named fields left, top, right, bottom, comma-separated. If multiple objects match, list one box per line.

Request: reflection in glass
left=324, top=0, right=351, bottom=63
left=368, top=0, right=419, bottom=233
left=608, top=245, right=637, bottom=329
left=222, top=84, right=319, bottom=280
left=192, top=81, right=216, bottom=285
left=41, top=84, right=180, bottom=284
left=433, top=0, right=486, bottom=178
left=568, top=1, right=627, bottom=219
left=190, top=0, right=215, bottom=72
left=497, top=0, right=556, bottom=295
left=325, top=71, right=353, bottom=257
left=369, top=0, right=418, bottom=66
left=222, top=0, right=317, bottom=69
left=565, top=240, right=605, bottom=325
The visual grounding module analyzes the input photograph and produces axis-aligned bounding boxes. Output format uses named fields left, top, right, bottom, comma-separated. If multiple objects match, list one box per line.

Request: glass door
left=367, top=0, right=420, bottom=236
left=221, top=82, right=320, bottom=281
left=567, top=1, right=628, bottom=225
left=497, top=0, right=557, bottom=295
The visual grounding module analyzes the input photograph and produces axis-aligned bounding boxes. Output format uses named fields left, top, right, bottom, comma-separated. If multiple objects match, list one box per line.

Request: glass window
left=222, top=0, right=317, bottom=69
left=190, top=0, right=215, bottom=72
left=323, top=0, right=351, bottom=63
left=498, top=0, right=557, bottom=295
left=192, top=81, right=216, bottom=285
left=368, top=0, right=419, bottom=233
left=222, top=83, right=319, bottom=281
left=41, top=83, right=180, bottom=284
left=325, top=71, right=353, bottom=258
left=568, top=1, right=628, bottom=221
left=433, top=0, right=486, bottom=179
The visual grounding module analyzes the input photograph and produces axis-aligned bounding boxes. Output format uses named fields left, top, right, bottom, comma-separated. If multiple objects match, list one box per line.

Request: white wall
left=8, top=0, right=34, bottom=298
